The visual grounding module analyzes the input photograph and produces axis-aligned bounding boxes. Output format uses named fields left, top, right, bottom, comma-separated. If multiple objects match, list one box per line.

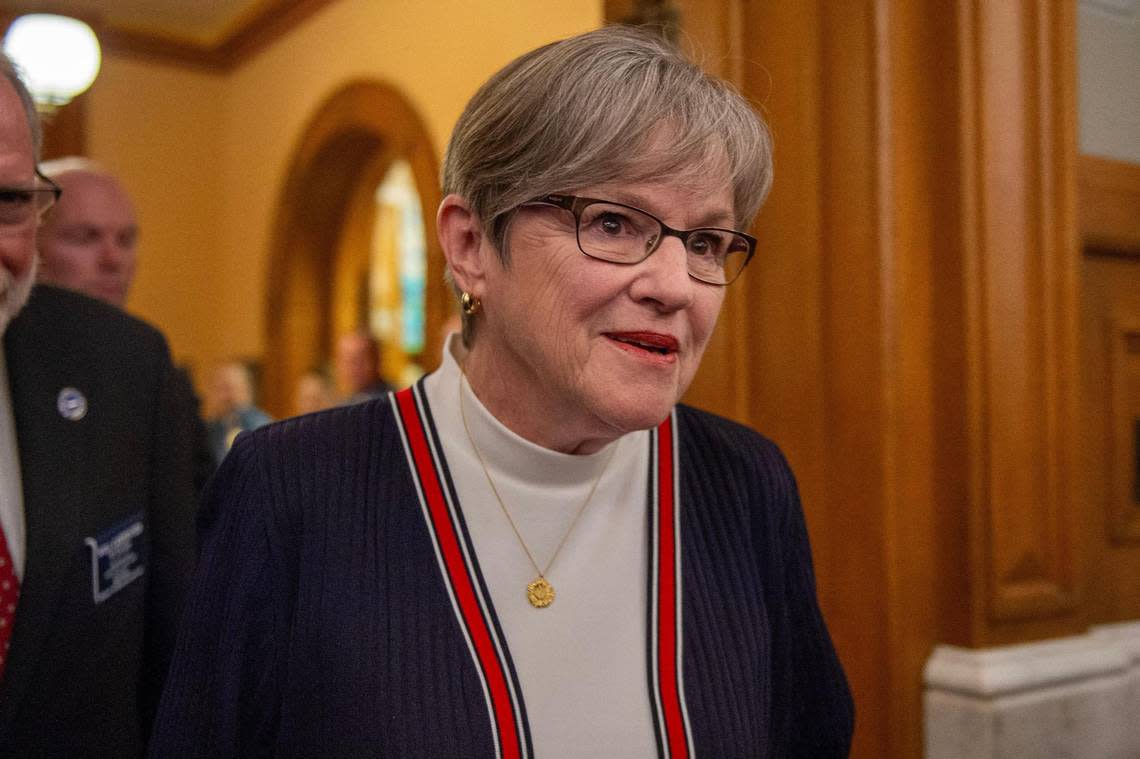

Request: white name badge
left=85, top=513, right=146, bottom=604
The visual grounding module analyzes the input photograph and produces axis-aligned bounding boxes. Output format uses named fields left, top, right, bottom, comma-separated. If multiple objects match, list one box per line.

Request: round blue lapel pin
left=57, top=387, right=88, bottom=421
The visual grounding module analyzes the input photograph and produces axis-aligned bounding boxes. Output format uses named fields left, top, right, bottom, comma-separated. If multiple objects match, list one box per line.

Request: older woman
left=150, top=26, right=853, bottom=759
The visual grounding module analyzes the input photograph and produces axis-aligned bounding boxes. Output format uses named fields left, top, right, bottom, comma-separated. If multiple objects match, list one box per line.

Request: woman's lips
left=604, top=331, right=680, bottom=362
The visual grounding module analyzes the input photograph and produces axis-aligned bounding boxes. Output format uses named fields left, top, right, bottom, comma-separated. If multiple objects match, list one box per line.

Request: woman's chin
left=587, top=388, right=678, bottom=438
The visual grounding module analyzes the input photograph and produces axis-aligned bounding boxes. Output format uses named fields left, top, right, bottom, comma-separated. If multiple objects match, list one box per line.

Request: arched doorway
left=262, top=81, right=447, bottom=417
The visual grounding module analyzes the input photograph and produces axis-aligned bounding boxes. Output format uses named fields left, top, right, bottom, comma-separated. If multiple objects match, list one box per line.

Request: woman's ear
left=437, top=194, right=488, bottom=297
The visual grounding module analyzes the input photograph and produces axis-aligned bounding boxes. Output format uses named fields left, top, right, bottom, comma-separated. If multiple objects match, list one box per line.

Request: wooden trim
left=4, top=0, right=336, bottom=72
left=213, top=0, right=336, bottom=68
left=1080, top=155, right=1140, bottom=255
left=99, top=25, right=228, bottom=73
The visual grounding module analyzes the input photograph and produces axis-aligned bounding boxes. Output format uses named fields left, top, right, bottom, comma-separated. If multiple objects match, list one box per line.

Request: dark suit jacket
left=0, top=286, right=198, bottom=758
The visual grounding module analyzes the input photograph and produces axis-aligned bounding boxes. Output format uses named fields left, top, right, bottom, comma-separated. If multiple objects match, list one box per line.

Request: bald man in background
left=36, top=157, right=214, bottom=493
left=36, top=157, right=137, bottom=307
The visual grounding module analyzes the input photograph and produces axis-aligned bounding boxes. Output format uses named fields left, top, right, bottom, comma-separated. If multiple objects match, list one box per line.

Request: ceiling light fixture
left=3, top=14, right=102, bottom=114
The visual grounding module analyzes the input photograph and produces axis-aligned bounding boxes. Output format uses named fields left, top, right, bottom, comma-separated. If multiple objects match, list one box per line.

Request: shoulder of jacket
left=19, top=285, right=167, bottom=352
left=675, top=403, right=785, bottom=462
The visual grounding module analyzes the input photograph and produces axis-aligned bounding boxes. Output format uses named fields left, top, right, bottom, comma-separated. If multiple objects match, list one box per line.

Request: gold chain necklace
left=458, top=367, right=617, bottom=608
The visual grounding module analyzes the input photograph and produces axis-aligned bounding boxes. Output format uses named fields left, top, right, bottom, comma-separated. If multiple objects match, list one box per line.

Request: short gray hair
left=442, top=24, right=773, bottom=256
left=0, top=53, right=42, bottom=161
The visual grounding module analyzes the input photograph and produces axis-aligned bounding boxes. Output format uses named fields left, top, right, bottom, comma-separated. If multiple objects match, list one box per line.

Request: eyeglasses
left=520, top=194, right=757, bottom=286
left=0, top=169, right=61, bottom=228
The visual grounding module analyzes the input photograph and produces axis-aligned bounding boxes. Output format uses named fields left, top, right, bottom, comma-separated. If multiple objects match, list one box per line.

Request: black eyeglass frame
left=0, top=169, right=62, bottom=225
left=520, top=193, right=758, bottom=286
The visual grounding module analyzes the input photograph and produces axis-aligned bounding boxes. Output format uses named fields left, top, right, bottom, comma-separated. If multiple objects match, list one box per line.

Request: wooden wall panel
left=961, top=0, right=1081, bottom=632
left=880, top=1, right=975, bottom=756
left=1078, top=148, right=1140, bottom=625
left=814, top=3, right=893, bottom=756
left=1080, top=186, right=1140, bottom=626
left=1081, top=259, right=1140, bottom=619
left=1106, top=315, right=1140, bottom=543
left=1080, top=156, right=1140, bottom=254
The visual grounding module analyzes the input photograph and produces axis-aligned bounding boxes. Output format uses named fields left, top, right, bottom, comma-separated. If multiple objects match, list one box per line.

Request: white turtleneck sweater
left=422, top=336, right=656, bottom=757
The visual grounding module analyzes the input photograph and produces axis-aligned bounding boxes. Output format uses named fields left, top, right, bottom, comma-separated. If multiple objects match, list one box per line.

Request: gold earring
left=461, top=291, right=482, bottom=316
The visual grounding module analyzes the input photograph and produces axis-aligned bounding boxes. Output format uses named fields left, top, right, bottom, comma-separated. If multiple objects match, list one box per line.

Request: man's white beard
left=0, top=254, right=36, bottom=337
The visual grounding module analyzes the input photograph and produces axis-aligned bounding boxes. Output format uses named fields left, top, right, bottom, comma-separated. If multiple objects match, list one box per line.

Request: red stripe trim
left=655, top=415, right=689, bottom=758
left=395, top=388, right=522, bottom=759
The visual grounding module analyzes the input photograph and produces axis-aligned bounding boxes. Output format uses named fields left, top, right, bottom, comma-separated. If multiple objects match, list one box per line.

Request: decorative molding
left=97, top=24, right=225, bottom=72
left=924, top=638, right=1129, bottom=698
left=1090, top=619, right=1140, bottom=661
left=210, top=0, right=335, bottom=68
left=959, top=1, right=1081, bottom=623
left=925, top=631, right=1139, bottom=759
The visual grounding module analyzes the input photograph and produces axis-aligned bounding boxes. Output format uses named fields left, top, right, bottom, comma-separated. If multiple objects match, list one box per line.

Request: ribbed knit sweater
left=148, top=383, right=853, bottom=758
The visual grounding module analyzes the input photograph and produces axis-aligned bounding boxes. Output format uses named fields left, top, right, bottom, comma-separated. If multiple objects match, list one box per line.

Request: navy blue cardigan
left=149, top=391, right=852, bottom=758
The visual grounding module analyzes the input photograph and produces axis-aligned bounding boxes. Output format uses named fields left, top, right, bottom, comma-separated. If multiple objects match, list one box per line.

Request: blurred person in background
left=36, top=157, right=137, bottom=307
left=294, top=367, right=337, bottom=416
left=334, top=330, right=393, bottom=404
left=0, top=54, right=197, bottom=757
left=205, top=360, right=272, bottom=464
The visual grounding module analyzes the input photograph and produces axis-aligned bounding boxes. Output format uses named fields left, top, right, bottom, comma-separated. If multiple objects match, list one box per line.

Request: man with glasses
left=0, top=55, right=197, bottom=758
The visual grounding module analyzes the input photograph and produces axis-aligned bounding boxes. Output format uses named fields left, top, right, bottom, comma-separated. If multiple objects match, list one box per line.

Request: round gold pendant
left=527, top=577, right=555, bottom=608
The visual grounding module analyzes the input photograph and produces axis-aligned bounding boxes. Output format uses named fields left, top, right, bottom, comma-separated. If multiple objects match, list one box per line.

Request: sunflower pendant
left=527, top=577, right=555, bottom=608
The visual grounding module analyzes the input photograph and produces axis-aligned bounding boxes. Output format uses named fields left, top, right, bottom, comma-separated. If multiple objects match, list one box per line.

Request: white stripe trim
left=390, top=391, right=503, bottom=759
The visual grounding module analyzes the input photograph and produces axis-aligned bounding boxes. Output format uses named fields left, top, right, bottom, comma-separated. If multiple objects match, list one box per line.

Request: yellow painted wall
left=84, top=0, right=601, bottom=386
left=86, top=57, right=225, bottom=379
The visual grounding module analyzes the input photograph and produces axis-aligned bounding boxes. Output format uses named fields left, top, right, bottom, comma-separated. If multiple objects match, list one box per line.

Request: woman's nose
left=628, top=236, right=695, bottom=311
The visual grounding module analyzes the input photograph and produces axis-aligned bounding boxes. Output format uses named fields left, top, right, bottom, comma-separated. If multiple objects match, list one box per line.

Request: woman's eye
left=598, top=213, right=627, bottom=235
left=689, top=233, right=723, bottom=257
left=581, top=204, right=655, bottom=242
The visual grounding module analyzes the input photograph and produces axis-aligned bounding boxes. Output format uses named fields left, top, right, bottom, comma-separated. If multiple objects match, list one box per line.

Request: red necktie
left=0, top=529, right=18, bottom=679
